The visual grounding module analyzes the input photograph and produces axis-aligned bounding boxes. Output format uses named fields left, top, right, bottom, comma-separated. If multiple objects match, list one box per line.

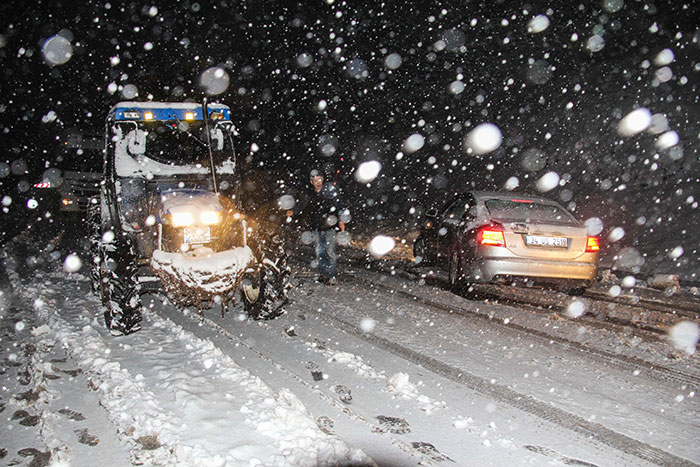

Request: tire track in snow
left=2, top=254, right=179, bottom=465
left=354, top=273, right=700, bottom=390
left=158, top=302, right=454, bottom=466
left=295, top=296, right=697, bottom=467
left=583, top=289, right=700, bottom=320
left=336, top=250, right=698, bottom=339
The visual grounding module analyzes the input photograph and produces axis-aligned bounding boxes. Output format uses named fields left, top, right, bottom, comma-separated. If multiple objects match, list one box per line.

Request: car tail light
left=585, top=236, right=600, bottom=252
left=477, top=224, right=506, bottom=247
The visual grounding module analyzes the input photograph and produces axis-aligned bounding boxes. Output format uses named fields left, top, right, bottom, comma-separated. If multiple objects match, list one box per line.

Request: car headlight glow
left=171, top=212, right=194, bottom=227
left=200, top=211, right=220, bottom=225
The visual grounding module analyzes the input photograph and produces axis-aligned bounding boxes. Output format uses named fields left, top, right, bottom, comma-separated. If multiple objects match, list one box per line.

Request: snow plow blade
left=151, top=247, right=254, bottom=313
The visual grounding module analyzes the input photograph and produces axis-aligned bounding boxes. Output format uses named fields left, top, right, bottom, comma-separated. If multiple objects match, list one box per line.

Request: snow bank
left=152, top=247, right=252, bottom=284
left=4, top=248, right=369, bottom=466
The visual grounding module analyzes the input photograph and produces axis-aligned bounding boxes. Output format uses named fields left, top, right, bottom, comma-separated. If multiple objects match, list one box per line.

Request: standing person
left=288, top=169, right=346, bottom=284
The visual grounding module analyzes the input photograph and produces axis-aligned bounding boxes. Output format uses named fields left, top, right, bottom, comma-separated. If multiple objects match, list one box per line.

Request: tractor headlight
left=200, top=211, right=220, bottom=225
left=171, top=212, right=195, bottom=227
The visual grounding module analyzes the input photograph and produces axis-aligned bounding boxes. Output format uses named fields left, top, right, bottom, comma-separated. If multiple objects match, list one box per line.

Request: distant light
left=144, top=111, right=154, bottom=120
left=185, top=111, right=195, bottom=120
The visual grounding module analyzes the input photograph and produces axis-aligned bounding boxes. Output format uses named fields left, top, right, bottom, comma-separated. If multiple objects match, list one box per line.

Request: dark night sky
left=1, top=1, right=699, bottom=248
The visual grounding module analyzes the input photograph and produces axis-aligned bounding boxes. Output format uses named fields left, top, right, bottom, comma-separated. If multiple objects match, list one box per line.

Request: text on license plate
left=525, top=235, right=568, bottom=248
left=184, top=227, right=211, bottom=244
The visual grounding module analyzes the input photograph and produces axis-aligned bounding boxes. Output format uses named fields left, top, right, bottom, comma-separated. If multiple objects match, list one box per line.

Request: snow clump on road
left=387, top=373, right=446, bottom=414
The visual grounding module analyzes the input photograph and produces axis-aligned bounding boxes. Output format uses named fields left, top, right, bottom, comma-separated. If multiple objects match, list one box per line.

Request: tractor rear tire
left=100, top=234, right=143, bottom=335
left=87, top=203, right=102, bottom=293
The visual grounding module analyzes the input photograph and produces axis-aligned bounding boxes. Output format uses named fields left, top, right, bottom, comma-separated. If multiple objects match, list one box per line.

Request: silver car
left=414, top=191, right=600, bottom=292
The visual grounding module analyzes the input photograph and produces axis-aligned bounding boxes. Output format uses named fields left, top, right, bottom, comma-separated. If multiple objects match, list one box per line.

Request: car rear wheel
left=448, top=248, right=466, bottom=294
left=413, top=236, right=430, bottom=265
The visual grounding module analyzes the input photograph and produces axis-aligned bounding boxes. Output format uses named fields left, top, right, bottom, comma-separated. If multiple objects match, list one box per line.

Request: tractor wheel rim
left=243, top=284, right=260, bottom=303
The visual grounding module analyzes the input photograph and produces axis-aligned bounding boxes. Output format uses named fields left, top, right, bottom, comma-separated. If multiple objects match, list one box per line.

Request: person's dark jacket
left=297, top=183, right=344, bottom=231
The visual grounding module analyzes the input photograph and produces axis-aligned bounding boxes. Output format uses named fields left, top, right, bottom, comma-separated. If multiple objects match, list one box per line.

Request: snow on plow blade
left=151, top=247, right=254, bottom=312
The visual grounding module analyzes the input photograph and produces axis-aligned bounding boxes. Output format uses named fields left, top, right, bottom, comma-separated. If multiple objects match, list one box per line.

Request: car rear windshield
left=484, top=199, right=576, bottom=224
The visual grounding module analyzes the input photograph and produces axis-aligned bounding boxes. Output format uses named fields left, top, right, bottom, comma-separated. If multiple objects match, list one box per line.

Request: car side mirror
left=426, top=208, right=438, bottom=218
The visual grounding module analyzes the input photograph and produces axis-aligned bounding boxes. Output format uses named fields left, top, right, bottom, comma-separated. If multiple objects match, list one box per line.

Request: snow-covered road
left=1, top=237, right=698, bottom=466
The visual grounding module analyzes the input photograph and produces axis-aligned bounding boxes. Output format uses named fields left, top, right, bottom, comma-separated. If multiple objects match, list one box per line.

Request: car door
left=437, top=195, right=473, bottom=262
left=421, top=199, right=455, bottom=258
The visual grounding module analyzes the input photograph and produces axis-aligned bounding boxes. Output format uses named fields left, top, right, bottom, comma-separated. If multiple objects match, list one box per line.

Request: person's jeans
left=313, top=230, right=337, bottom=279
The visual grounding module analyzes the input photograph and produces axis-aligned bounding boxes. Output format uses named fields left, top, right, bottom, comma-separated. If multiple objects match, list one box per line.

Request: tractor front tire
left=243, top=258, right=290, bottom=320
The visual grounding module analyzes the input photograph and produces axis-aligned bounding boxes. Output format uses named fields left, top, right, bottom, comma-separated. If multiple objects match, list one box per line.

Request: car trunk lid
left=501, top=221, right=589, bottom=260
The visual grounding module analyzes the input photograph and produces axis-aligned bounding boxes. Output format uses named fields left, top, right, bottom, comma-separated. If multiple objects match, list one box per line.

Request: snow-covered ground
left=1, top=1, right=699, bottom=464
left=1, top=230, right=698, bottom=466
left=1, top=240, right=367, bottom=467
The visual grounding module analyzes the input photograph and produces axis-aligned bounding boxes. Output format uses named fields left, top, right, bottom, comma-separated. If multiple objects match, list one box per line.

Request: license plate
left=184, top=227, right=211, bottom=244
left=525, top=235, right=568, bottom=248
